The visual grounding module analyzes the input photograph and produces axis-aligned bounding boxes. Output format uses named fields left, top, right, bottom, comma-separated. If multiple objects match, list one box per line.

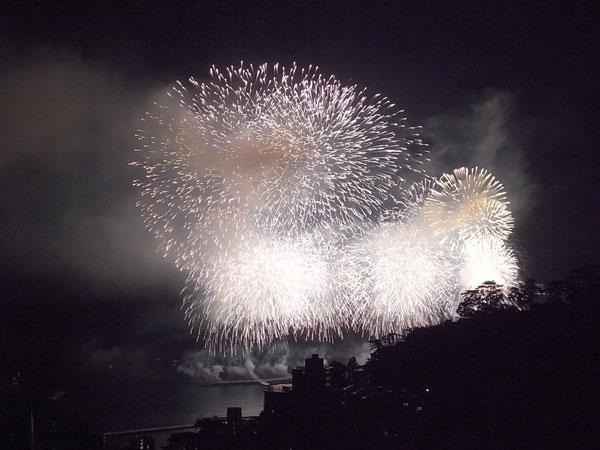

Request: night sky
left=1, top=0, right=599, bottom=430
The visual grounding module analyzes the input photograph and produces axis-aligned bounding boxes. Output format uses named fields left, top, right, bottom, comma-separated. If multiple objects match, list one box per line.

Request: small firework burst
left=423, top=167, right=514, bottom=244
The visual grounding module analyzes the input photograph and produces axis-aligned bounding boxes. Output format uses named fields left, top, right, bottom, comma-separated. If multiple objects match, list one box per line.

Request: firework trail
left=386, top=176, right=437, bottom=224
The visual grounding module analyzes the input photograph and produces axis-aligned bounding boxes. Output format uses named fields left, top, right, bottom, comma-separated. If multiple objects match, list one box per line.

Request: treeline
left=359, top=265, right=600, bottom=449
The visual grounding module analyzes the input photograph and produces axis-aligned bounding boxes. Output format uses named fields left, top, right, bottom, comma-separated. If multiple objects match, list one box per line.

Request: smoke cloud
left=0, top=51, right=172, bottom=288
left=424, top=91, right=535, bottom=218
left=177, top=339, right=372, bottom=383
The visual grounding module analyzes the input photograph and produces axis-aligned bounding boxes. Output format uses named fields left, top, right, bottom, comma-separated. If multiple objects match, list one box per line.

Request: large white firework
left=133, top=63, right=427, bottom=266
left=132, top=62, right=522, bottom=348
left=423, top=167, right=514, bottom=244
left=182, top=231, right=344, bottom=350
left=132, top=63, right=428, bottom=348
left=342, top=222, right=457, bottom=337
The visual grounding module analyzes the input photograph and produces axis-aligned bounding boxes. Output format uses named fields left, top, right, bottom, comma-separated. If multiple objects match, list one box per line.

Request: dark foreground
left=4, top=267, right=599, bottom=449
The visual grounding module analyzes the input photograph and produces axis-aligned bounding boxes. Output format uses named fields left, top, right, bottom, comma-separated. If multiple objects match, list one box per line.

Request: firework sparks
left=182, top=232, right=342, bottom=350
left=460, top=237, right=519, bottom=294
left=132, top=63, right=429, bottom=348
left=132, top=63, right=521, bottom=348
left=342, top=222, right=457, bottom=336
left=423, top=167, right=514, bottom=244
left=134, top=63, right=427, bottom=246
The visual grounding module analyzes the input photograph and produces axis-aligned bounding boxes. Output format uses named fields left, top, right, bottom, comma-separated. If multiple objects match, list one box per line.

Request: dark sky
left=1, top=1, right=599, bottom=426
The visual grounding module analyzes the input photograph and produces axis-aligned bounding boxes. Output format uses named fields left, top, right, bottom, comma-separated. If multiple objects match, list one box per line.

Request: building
left=129, top=435, right=154, bottom=450
left=226, top=407, right=242, bottom=438
left=263, top=383, right=293, bottom=416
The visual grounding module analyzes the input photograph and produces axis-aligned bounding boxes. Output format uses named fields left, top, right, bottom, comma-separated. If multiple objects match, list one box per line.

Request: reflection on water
left=91, top=383, right=265, bottom=432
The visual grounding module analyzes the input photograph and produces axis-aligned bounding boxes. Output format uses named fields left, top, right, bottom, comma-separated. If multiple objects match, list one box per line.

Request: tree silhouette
left=369, top=332, right=404, bottom=352
left=506, top=279, right=544, bottom=310
left=565, top=265, right=600, bottom=311
left=457, top=281, right=515, bottom=317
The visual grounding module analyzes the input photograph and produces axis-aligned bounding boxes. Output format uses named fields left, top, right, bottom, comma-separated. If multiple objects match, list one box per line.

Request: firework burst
left=132, top=63, right=522, bottom=349
left=460, top=237, right=519, bottom=294
left=423, top=167, right=514, bottom=244
left=342, top=222, right=457, bottom=337
left=133, top=63, right=427, bottom=247
left=132, top=63, right=430, bottom=348
left=182, top=232, right=342, bottom=350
